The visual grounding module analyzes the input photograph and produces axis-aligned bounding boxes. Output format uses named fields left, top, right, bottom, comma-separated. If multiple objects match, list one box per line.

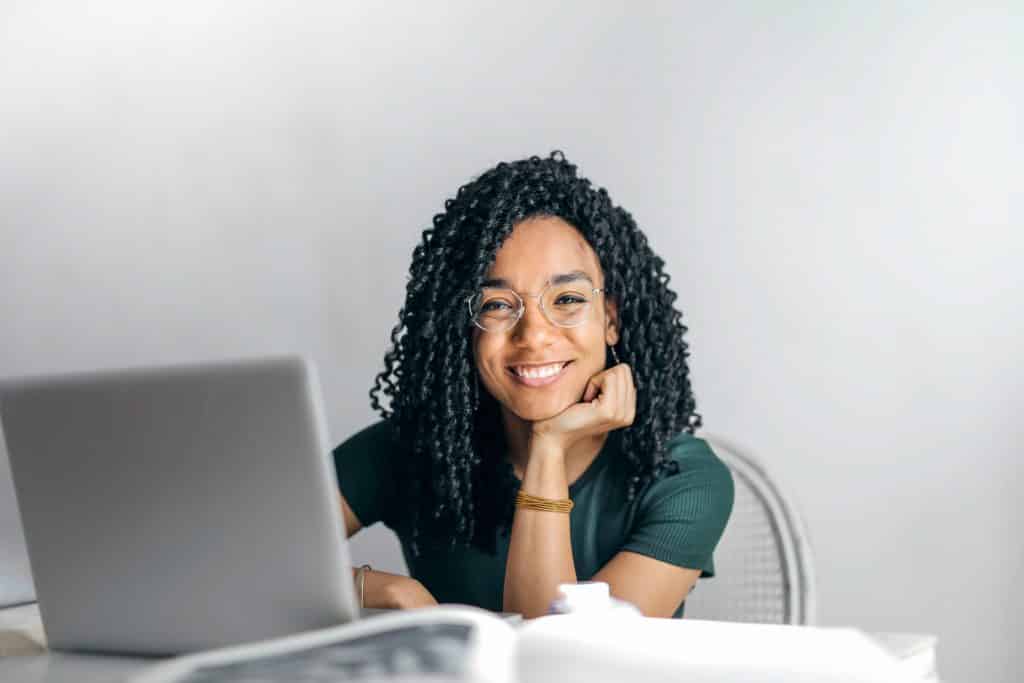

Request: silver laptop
left=0, top=430, right=36, bottom=608
left=0, top=356, right=359, bottom=655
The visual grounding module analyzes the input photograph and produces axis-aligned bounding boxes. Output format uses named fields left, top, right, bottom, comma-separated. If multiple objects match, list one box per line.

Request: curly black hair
left=369, top=151, right=700, bottom=555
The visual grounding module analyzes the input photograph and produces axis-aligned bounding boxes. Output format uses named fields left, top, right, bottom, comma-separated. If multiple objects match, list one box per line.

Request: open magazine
left=131, top=604, right=931, bottom=683
left=131, top=606, right=516, bottom=683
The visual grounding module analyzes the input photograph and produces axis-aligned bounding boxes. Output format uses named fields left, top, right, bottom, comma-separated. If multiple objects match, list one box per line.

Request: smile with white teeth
left=512, top=362, right=568, bottom=379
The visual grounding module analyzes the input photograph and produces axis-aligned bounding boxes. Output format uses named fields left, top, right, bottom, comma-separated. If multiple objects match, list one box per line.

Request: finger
left=616, top=369, right=628, bottom=424
left=583, top=370, right=610, bottom=403
left=614, top=366, right=630, bottom=423
left=621, top=364, right=635, bottom=424
left=598, top=365, right=620, bottom=423
left=596, top=368, right=620, bottom=420
left=610, top=365, right=633, bottom=427
left=619, top=363, right=635, bottom=393
left=616, top=369, right=630, bottom=425
left=622, top=368, right=630, bottom=421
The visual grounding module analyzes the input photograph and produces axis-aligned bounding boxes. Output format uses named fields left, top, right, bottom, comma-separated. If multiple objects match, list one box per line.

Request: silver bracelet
left=356, top=564, right=372, bottom=609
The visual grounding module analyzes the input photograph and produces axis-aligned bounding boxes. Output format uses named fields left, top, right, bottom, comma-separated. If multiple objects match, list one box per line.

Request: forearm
left=503, top=441, right=578, bottom=618
left=354, top=568, right=437, bottom=609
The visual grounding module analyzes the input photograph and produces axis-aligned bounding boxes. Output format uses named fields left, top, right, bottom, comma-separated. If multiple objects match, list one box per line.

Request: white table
left=0, top=604, right=138, bottom=680
left=0, top=603, right=939, bottom=682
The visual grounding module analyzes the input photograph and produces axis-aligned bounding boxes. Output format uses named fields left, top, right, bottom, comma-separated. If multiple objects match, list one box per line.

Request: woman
left=334, top=151, right=733, bottom=619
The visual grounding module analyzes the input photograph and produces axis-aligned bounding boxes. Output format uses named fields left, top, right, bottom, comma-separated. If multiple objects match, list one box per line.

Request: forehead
left=485, top=216, right=602, bottom=287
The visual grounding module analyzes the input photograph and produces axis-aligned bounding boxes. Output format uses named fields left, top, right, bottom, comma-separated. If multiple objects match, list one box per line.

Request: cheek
left=472, top=336, right=504, bottom=385
left=571, top=328, right=608, bottom=369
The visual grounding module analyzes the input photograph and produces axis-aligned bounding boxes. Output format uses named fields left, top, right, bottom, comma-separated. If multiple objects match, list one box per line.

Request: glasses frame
left=466, top=280, right=607, bottom=333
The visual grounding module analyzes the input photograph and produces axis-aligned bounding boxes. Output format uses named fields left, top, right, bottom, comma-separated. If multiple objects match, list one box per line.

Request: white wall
left=1, top=3, right=1019, bottom=680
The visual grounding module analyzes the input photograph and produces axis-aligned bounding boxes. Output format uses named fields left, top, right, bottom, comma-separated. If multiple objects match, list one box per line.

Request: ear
left=604, top=295, right=620, bottom=346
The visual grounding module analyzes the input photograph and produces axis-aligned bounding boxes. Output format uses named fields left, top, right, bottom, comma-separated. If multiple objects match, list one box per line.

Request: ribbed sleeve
left=621, top=436, right=735, bottom=577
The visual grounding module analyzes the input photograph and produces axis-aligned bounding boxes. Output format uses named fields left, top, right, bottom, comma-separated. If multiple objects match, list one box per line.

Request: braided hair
left=369, top=151, right=700, bottom=554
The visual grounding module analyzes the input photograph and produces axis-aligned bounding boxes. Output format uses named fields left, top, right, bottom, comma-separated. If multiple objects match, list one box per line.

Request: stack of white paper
left=517, top=615, right=929, bottom=683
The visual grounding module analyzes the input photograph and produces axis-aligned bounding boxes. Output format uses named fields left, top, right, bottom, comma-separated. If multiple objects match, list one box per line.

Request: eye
left=481, top=300, right=513, bottom=312
left=554, top=294, right=587, bottom=306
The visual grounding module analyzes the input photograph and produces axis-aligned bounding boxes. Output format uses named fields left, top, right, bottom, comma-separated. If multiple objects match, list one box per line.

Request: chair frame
left=702, top=433, right=818, bottom=625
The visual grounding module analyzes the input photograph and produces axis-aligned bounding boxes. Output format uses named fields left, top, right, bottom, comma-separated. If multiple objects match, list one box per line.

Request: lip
left=506, top=361, right=572, bottom=387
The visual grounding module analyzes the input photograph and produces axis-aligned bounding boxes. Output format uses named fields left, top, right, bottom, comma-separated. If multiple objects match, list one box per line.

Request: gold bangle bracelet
left=516, top=490, right=574, bottom=514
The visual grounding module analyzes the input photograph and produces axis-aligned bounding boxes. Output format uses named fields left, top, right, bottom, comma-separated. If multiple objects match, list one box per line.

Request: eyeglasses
left=466, top=279, right=606, bottom=333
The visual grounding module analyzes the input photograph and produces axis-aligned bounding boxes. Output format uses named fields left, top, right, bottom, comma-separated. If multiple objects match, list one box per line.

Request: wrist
left=383, top=576, right=435, bottom=609
left=521, top=443, right=570, bottom=500
left=353, top=564, right=372, bottom=608
left=527, top=431, right=570, bottom=460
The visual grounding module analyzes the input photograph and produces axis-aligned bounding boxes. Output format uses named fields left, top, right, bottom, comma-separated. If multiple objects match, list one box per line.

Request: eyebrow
left=481, top=270, right=595, bottom=289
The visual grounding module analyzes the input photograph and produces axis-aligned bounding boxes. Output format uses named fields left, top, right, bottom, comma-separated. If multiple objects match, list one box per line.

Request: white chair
left=684, top=435, right=816, bottom=625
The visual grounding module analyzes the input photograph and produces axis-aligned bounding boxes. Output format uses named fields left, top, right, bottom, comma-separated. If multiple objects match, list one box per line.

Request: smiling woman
left=333, top=152, right=734, bottom=618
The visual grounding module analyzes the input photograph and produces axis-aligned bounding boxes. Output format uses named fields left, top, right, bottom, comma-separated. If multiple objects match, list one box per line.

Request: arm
left=502, top=367, right=728, bottom=619
left=502, top=364, right=635, bottom=618
left=502, top=438, right=577, bottom=617
left=333, top=423, right=437, bottom=609
left=339, top=491, right=437, bottom=609
left=595, top=440, right=734, bottom=617
left=593, top=551, right=700, bottom=618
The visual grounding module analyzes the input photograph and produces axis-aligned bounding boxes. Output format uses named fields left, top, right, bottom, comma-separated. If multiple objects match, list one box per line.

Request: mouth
left=506, top=361, right=572, bottom=387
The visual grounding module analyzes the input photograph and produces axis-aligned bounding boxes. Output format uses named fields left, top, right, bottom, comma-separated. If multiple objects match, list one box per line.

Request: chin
left=508, top=395, right=576, bottom=423
left=515, top=408, right=561, bottom=423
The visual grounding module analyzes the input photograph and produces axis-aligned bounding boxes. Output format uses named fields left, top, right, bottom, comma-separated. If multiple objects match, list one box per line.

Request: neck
left=501, top=407, right=609, bottom=485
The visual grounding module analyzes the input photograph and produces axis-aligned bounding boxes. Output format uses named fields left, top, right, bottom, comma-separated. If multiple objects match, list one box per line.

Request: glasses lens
left=542, top=285, right=593, bottom=327
left=470, top=288, right=520, bottom=331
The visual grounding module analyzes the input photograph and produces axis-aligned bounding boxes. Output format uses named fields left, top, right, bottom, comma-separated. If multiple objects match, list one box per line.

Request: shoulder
left=637, top=433, right=735, bottom=520
left=664, top=432, right=732, bottom=478
left=332, top=419, right=398, bottom=458
left=332, top=419, right=404, bottom=483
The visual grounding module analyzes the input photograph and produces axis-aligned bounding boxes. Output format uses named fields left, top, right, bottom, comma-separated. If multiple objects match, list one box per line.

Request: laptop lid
left=0, top=355, right=358, bottom=655
left=0, top=430, right=36, bottom=608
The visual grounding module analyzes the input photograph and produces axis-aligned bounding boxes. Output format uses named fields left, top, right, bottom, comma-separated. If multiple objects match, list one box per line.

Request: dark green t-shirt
left=333, top=420, right=734, bottom=618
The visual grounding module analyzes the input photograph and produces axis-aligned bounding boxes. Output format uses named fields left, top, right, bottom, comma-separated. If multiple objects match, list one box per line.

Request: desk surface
left=0, top=603, right=939, bottom=683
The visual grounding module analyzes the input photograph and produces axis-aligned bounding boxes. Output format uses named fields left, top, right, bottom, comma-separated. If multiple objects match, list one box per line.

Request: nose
left=510, top=295, right=557, bottom=347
